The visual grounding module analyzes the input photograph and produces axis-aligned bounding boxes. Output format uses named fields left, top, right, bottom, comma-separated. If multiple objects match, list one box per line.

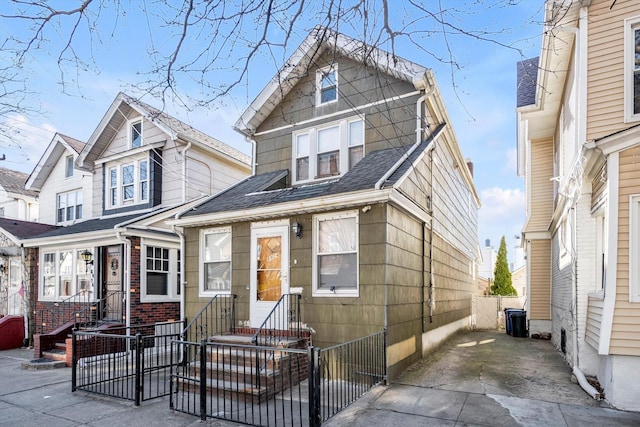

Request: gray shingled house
left=170, top=27, right=480, bottom=378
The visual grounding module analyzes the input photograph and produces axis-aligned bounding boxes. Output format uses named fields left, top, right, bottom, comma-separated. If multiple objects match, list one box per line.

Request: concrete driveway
left=324, top=330, right=640, bottom=426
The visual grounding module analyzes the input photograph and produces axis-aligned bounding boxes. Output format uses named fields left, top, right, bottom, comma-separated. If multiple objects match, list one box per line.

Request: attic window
left=131, top=120, right=142, bottom=149
left=317, top=66, right=337, bottom=105
left=65, top=155, right=74, bottom=178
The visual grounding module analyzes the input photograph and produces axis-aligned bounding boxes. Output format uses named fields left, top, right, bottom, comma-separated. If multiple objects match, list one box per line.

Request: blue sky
left=0, top=1, right=544, bottom=257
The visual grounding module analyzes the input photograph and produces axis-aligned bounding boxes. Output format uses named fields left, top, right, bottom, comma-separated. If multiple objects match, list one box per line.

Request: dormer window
left=108, top=159, right=149, bottom=208
left=131, top=120, right=143, bottom=148
left=317, top=66, right=337, bottom=105
left=293, top=116, right=364, bottom=184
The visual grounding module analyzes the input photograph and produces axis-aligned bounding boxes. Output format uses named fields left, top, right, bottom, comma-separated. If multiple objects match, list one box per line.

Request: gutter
left=375, top=86, right=436, bottom=190
left=180, top=141, right=192, bottom=203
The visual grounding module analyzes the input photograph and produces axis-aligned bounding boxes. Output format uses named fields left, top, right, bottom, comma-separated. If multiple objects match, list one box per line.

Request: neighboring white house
left=0, top=166, right=38, bottom=222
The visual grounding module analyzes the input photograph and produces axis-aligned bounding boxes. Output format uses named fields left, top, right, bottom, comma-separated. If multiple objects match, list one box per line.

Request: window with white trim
left=317, top=66, right=337, bottom=105
left=131, top=120, right=143, bottom=149
left=141, top=241, right=180, bottom=301
left=313, top=210, right=359, bottom=296
left=201, top=227, right=232, bottom=296
left=107, top=159, right=149, bottom=208
left=40, top=248, right=93, bottom=300
left=625, top=16, right=640, bottom=121
left=65, top=155, right=74, bottom=178
left=56, top=190, right=83, bottom=224
left=629, top=195, right=640, bottom=302
left=293, top=117, right=364, bottom=183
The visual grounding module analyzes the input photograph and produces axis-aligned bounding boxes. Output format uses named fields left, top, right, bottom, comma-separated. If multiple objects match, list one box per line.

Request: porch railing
left=73, top=290, right=125, bottom=329
left=0, top=289, right=22, bottom=317
left=251, top=293, right=302, bottom=347
left=181, top=294, right=236, bottom=343
left=37, top=289, right=93, bottom=333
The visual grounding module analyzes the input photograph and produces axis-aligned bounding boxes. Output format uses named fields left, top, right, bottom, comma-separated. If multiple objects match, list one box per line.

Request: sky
left=0, top=1, right=545, bottom=261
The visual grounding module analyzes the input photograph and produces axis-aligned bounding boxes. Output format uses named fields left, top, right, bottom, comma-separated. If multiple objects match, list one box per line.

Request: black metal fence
left=170, top=329, right=387, bottom=426
left=313, top=330, right=387, bottom=424
left=71, top=320, right=184, bottom=405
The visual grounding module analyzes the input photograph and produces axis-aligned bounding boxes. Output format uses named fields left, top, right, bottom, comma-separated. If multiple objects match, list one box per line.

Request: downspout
left=172, top=224, right=186, bottom=330
left=429, top=146, right=435, bottom=323
left=20, top=244, right=29, bottom=346
left=180, top=141, right=192, bottom=203
left=375, top=87, right=434, bottom=190
left=246, top=136, right=257, bottom=176
left=116, top=229, right=132, bottom=329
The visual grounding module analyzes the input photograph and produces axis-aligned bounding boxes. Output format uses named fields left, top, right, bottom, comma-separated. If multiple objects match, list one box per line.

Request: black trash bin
left=511, top=312, right=528, bottom=338
left=504, top=308, right=525, bottom=335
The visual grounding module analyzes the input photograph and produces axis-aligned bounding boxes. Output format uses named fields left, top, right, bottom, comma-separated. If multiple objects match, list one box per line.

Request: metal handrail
left=251, top=293, right=302, bottom=346
left=72, top=290, right=124, bottom=329
left=181, top=294, right=236, bottom=343
left=39, top=289, right=93, bottom=333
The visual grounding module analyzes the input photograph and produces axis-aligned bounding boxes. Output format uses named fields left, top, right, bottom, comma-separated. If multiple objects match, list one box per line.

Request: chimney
left=485, top=239, right=490, bottom=248
left=465, top=158, right=474, bottom=178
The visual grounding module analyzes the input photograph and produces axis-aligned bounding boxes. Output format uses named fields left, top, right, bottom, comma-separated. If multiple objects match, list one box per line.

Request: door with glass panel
left=250, top=223, right=289, bottom=328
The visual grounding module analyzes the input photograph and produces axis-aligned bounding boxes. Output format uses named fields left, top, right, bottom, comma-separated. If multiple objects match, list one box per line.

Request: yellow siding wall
left=586, top=296, right=603, bottom=350
left=611, top=148, right=640, bottom=355
left=525, top=138, right=554, bottom=233
left=587, top=0, right=639, bottom=141
left=529, top=239, right=551, bottom=320
left=591, top=160, right=607, bottom=212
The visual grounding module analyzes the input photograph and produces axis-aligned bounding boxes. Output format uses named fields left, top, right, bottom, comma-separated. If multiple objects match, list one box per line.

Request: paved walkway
left=324, top=330, right=640, bottom=426
left=2, top=330, right=640, bottom=426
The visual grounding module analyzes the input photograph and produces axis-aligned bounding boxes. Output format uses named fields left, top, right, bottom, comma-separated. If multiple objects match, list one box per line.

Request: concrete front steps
left=180, top=333, right=309, bottom=403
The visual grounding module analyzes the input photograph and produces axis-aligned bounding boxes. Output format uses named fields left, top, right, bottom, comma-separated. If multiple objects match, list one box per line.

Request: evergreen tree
left=491, top=236, right=517, bottom=296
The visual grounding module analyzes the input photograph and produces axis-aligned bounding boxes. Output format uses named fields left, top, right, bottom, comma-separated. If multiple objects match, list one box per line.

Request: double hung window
left=317, top=66, right=337, bottom=105
left=313, top=211, right=359, bottom=296
left=293, top=117, right=364, bottom=183
left=141, top=241, right=180, bottom=301
left=57, top=190, right=83, bottom=223
left=108, top=159, right=149, bottom=208
left=201, top=227, right=232, bottom=296
left=625, top=17, right=640, bottom=121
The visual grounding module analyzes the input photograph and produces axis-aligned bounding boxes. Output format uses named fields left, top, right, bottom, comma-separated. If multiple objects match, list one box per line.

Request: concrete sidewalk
left=324, top=330, right=640, bottom=426
left=2, top=330, right=640, bottom=426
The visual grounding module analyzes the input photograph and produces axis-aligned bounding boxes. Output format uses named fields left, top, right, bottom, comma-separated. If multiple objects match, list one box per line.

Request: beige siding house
left=171, top=27, right=480, bottom=379
left=517, top=0, right=640, bottom=411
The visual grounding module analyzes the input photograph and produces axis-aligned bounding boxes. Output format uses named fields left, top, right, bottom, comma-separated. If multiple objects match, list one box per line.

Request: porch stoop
left=179, top=332, right=310, bottom=403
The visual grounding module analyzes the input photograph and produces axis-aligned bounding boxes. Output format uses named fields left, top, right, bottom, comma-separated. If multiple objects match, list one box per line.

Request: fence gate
left=472, top=296, right=526, bottom=330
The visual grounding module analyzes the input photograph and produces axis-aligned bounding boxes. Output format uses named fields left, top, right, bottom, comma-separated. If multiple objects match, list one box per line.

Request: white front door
left=250, top=222, right=290, bottom=328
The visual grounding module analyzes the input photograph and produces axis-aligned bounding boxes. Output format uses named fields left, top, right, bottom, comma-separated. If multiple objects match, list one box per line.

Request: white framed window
left=141, top=240, right=180, bottom=302
left=131, top=120, right=143, bottom=149
left=292, top=117, right=365, bottom=184
left=200, top=227, right=232, bottom=296
left=629, top=195, right=640, bottom=302
left=65, top=155, right=74, bottom=178
left=56, top=190, right=83, bottom=224
left=40, top=248, right=94, bottom=301
left=625, top=16, right=640, bottom=122
left=313, top=210, right=359, bottom=297
left=317, top=65, right=337, bottom=105
left=107, top=159, right=149, bottom=208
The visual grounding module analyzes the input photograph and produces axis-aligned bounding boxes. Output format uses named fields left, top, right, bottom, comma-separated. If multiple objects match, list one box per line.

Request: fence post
left=200, top=338, right=207, bottom=421
left=71, top=329, right=77, bottom=392
left=308, top=346, right=321, bottom=427
left=135, top=333, right=142, bottom=406
left=383, top=328, right=388, bottom=385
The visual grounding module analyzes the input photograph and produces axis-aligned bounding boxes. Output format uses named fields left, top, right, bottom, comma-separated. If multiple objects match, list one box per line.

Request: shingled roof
left=0, top=218, right=57, bottom=240
left=179, top=125, right=443, bottom=219
left=0, top=166, right=37, bottom=198
left=517, top=57, right=539, bottom=108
